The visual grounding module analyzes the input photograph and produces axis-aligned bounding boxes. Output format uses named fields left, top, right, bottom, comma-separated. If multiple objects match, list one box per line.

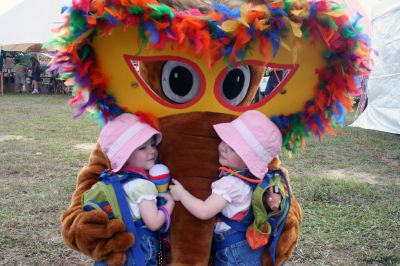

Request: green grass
left=282, top=112, right=400, bottom=265
left=0, top=94, right=98, bottom=265
left=0, top=94, right=399, bottom=265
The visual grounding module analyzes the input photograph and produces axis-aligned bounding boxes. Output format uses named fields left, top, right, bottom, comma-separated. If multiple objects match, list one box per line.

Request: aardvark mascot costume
left=50, top=0, right=371, bottom=265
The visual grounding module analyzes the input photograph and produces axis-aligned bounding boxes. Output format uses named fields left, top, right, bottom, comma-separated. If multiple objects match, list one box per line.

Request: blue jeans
left=94, top=234, right=159, bottom=266
left=213, top=229, right=265, bottom=266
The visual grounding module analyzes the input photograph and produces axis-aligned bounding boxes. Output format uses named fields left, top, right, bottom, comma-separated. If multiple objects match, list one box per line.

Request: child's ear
left=267, top=155, right=281, bottom=170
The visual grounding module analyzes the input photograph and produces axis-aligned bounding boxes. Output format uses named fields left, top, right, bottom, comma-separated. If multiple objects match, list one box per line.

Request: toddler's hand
left=159, top=192, right=174, bottom=204
left=263, top=186, right=281, bottom=212
left=169, top=179, right=186, bottom=201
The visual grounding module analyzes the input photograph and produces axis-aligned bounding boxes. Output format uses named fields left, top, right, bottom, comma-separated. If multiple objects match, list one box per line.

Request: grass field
left=0, top=94, right=399, bottom=265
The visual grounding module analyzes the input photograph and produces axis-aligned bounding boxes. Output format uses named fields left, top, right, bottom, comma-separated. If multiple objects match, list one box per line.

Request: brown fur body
left=61, top=113, right=302, bottom=265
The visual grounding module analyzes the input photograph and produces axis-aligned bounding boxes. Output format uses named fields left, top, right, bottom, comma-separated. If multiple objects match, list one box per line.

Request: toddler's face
left=218, top=141, right=247, bottom=170
left=126, top=137, right=158, bottom=170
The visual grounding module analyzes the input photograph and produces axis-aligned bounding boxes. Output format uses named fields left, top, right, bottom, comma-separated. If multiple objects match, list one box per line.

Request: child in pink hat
left=170, top=110, right=283, bottom=266
left=82, top=113, right=174, bottom=266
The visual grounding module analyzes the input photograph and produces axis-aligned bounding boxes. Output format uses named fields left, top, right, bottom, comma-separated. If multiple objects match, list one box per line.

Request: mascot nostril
left=52, top=0, right=371, bottom=265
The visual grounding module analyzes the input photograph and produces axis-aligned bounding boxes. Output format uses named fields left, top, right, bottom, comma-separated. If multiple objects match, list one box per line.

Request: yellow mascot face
left=51, top=0, right=371, bottom=151
left=92, top=26, right=324, bottom=117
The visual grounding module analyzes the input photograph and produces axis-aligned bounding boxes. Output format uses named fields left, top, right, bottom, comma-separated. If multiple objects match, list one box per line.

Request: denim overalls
left=212, top=170, right=265, bottom=266
left=212, top=168, right=291, bottom=266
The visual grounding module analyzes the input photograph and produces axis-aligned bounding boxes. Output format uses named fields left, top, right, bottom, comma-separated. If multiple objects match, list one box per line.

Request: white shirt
left=211, top=175, right=253, bottom=233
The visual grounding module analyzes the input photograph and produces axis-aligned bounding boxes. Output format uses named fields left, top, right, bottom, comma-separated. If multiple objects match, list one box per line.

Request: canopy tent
left=1, top=43, right=41, bottom=52
left=351, top=0, right=400, bottom=134
left=0, top=0, right=68, bottom=51
left=0, top=0, right=69, bottom=94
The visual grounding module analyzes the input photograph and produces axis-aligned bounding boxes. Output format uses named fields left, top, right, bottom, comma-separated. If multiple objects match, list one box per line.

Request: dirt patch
left=0, top=135, right=32, bottom=142
left=74, top=143, right=96, bottom=151
left=325, top=169, right=396, bottom=185
left=325, top=250, right=358, bottom=265
left=37, top=205, right=60, bottom=214
left=64, top=251, right=92, bottom=266
left=286, top=250, right=357, bottom=266
left=338, top=131, right=400, bottom=173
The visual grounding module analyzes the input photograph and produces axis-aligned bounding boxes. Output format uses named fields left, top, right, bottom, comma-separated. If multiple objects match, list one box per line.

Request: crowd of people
left=252, top=68, right=287, bottom=104
left=1, top=51, right=69, bottom=94
left=10, top=55, right=41, bottom=94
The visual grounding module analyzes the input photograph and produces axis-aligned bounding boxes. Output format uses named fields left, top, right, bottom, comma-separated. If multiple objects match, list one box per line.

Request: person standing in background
left=0, top=50, right=3, bottom=95
left=15, top=62, right=27, bottom=93
left=3, top=53, right=14, bottom=72
left=3, top=53, right=15, bottom=84
left=264, top=70, right=284, bottom=97
left=30, top=56, right=41, bottom=94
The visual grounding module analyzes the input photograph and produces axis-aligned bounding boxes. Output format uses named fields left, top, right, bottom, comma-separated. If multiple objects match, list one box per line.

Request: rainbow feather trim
left=49, top=0, right=371, bottom=152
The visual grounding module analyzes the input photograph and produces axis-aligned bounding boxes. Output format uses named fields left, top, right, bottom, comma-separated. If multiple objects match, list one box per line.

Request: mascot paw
left=73, top=210, right=134, bottom=264
left=103, top=252, right=127, bottom=266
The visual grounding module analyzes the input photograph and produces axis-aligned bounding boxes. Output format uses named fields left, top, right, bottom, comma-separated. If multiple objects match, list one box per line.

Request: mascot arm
left=61, top=143, right=134, bottom=266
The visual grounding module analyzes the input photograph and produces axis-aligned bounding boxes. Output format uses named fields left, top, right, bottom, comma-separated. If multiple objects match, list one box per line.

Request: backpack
left=247, top=169, right=291, bottom=266
left=216, top=167, right=291, bottom=266
left=82, top=170, right=150, bottom=266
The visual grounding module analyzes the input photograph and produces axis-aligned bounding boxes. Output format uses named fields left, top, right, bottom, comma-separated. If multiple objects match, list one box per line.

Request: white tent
left=0, top=0, right=69, bottom=94
left=0, top=0, right=68, bottom=50
left=351, top=0, right=400, bottom=134
left=338, top=0, right=372, bottom=36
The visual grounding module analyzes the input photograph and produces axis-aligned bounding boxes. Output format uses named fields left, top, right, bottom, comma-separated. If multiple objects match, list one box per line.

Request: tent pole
left=0, top=72, right=3, bottom=95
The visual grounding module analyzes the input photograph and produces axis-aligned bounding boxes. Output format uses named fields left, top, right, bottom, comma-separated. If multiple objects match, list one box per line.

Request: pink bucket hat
left=99, top=113, right=162, bottom=173
left=213, top=110, right=282, bottom=179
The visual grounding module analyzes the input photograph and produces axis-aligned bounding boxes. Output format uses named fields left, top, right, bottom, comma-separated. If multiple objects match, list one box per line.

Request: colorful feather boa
left=49, top=0, right=371, bottom=152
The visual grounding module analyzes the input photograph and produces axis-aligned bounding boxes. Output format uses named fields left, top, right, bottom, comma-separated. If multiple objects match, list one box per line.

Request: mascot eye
left=161, top=61, right=201, bottom=104
left=219, top=65, right=251, bottom=106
